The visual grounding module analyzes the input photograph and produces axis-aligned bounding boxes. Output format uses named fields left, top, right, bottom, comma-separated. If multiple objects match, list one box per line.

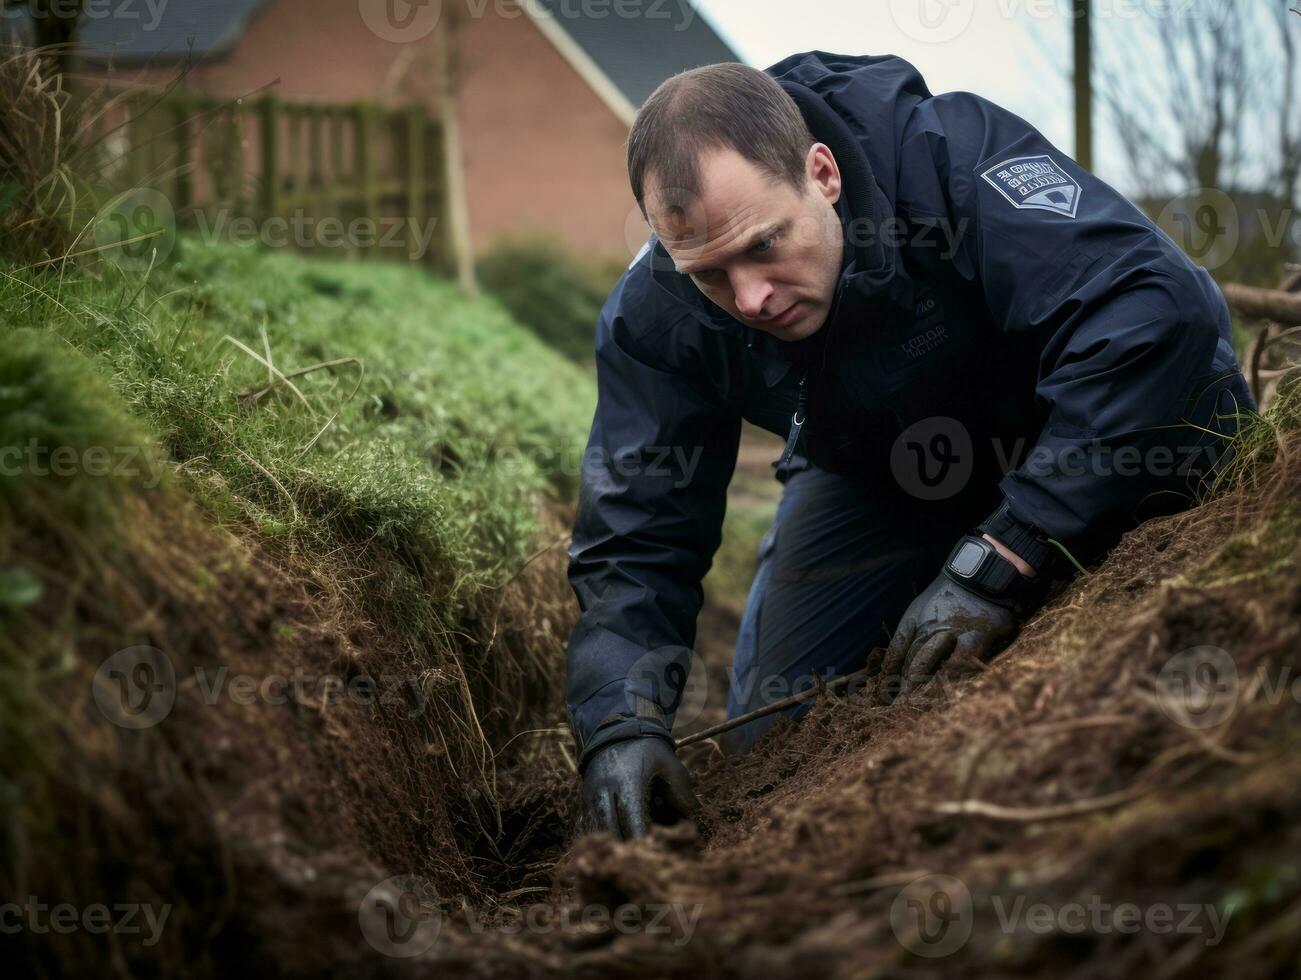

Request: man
left=565, top=52, right=1253, bottom=840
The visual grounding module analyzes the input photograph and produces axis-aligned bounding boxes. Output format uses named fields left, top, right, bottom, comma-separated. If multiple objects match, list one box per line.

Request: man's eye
left=752, top=237, right=776, bottom=255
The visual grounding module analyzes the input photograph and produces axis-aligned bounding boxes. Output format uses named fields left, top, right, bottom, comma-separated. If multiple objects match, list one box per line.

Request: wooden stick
left=674, top=656, right=882, bottom=749
left=1221, top=282, right=1301, bottom=325
left=934, top=784, right=1150, bottom=822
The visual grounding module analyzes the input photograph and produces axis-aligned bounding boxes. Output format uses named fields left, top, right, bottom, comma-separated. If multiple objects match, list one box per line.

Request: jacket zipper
left=772, top=263, right=851, bottom=468
left=778, top=373, right=808, bottom=468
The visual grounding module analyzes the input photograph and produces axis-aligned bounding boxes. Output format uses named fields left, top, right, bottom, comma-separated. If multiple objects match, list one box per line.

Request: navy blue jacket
left=566, top=52, right=1247, bottom=767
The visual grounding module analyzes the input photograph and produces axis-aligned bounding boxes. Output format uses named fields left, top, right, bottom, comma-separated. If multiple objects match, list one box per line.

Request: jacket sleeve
left=897, top=91, right=1245, bottom=564
left=565, top=277, right=741, bottom=769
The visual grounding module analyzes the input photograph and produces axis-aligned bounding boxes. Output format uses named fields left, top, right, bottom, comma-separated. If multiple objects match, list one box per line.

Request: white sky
left=692, top=0, right=1139, bottom=191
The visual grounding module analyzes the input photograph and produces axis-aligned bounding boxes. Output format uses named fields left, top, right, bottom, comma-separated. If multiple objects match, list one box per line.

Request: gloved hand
left=581, top=736, right=698, bottom=840
left=877, top=574, right=1019, bottom=703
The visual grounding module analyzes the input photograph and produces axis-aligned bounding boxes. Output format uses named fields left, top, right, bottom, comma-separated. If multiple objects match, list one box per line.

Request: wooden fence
left=111, top=88, right=465, bottom=278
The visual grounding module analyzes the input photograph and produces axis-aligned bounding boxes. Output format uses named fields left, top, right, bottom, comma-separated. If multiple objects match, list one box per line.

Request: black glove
left=878, top=574, right=1019, bottom=703
left=581, top=736, right=698, bottom=840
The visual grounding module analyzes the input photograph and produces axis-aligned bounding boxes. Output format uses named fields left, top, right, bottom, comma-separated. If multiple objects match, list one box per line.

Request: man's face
left=644, top=145, right=844, bottom=342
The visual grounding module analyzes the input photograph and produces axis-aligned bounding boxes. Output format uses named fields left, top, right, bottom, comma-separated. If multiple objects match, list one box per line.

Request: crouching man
left=564, top=53, right=1254, bottom=840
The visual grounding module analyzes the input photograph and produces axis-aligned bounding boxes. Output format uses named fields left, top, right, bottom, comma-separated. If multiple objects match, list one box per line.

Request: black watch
left=976, top=500, right=1058, bottom=576
left=943, top=534, right=1048, bottom=613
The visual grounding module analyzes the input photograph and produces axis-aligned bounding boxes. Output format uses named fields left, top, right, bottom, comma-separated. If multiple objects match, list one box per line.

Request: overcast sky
left=692, top=0, right=1129, bottom=190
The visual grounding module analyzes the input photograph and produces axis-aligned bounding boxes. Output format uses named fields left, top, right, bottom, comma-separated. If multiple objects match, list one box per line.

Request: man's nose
left=732, top=271, right=774, bottom=320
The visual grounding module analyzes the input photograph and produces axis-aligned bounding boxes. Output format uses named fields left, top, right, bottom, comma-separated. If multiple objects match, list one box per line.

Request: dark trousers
left=724, top=365, right=1254, bottom=753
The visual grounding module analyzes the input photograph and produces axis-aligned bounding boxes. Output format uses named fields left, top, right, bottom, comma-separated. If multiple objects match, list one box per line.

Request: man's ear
left=806, top=143, right=842, bottom=205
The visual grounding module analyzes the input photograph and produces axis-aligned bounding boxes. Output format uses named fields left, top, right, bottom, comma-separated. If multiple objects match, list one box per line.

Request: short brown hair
left=627, top=63, right=815, bottom=215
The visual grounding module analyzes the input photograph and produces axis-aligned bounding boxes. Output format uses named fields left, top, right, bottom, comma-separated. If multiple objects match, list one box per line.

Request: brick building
left=70, top=0, right=739, bottom=264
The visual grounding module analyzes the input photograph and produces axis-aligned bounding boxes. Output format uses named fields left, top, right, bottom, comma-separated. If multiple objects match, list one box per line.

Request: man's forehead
left=647, top=185, right=785, bottom=269
left=649, top=198, right=767, bottom=254
left=645, top=151, right=789, bottom=237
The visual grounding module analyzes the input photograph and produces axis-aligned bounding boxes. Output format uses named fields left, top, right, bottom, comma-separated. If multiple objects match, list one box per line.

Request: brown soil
left=9, top=428, right=1300, bottom=978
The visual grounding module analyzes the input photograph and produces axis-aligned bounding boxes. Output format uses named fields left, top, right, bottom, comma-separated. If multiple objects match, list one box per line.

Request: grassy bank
left=0, top=241, right=597, bottom=975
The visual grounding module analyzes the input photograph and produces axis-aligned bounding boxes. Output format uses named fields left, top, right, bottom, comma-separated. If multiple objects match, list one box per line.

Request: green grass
left=0, top=241, right=605, bottom=933
left=1, top=240, right=597, bottom=604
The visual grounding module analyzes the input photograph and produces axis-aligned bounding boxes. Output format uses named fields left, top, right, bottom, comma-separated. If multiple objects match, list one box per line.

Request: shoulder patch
left=980, top=154, right=1081, bottom=218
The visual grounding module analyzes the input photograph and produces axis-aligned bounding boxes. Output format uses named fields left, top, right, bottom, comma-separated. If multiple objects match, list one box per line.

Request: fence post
left=328, top=107, right=345, bottom=226
left=405, top=105, right=426, bottom=263
left=126, top=95, right=149, bottom=189
left=173, top=97, right=193, bottom=213
left=260, top=95, right=281, bottom=221
left=355, top=103, right=378, bottom=259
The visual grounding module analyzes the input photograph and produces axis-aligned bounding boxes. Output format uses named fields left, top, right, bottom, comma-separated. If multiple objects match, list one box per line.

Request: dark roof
left=536, top=0, right=740, bottom=105
left=75, top=0, right=740, bottom=105
left=77, top=0, right=272, bottom=63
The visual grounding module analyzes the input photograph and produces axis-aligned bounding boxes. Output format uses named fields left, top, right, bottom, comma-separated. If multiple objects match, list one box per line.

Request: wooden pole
left=1073, top=0, right=1093, bottom=171
left=406, top=105, right=426, bottom=262
left=355, top=103, right=378, bottom=260
left=432, top=14, right=477, bottom=291
left=173, top=97, right=193, bottom=213
left=260, top=96, right=281, bottom=221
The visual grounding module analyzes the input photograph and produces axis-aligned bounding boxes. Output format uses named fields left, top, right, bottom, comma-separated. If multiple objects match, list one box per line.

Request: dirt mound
left=453, top=420, right=1301, bottom=977
left=8, top=384, right=1299, bottom=978
left=2, top=476, right=578, bottom=977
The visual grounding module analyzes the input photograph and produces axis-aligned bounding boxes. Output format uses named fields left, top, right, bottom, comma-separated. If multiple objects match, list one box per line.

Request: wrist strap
left=944, top=534, right=1052, bottom=614
left=977, top=499, right=1058, bottom=576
